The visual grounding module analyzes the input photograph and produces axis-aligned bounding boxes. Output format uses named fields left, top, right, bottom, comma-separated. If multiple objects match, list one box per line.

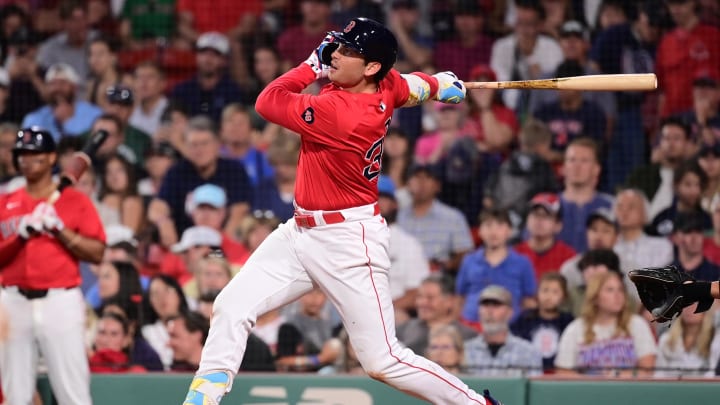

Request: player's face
left=426, top=334, right=461, bottom=370
left=595, top=274, right=626, bottom=315
left=563, top=145, right=599, bottom=188
left=198, top=261, right=231, bottom=294
left=526, top=208, right=559, bottom=239
left=94, top=318, right=127, bottom=352
left=17, top=151, right=56, bottom=179
left=416, top=282, right=450, bottom=322
left=586, top=220, right=617, bottom=249
left=98, top=262, right=120, bottom=300
left=537, top=280, right=564, bottom=312
left=327, top=44, right=380, bottom=88
left=614, top=191, right=646, bottom=229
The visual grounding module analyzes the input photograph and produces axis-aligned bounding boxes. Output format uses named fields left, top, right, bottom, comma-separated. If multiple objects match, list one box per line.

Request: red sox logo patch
left=344, top=20, right=356, bottom=33
left=22, top=130, right=32, bottom=143
left=302, top=107, right=315, bottom=124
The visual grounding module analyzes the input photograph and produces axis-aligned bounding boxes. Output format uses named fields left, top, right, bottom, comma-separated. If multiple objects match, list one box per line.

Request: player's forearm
left=401, top=71, right=439, bottom=107
left=56, top=228, right=105, bottom=264
left=0, top=236, right=25, bottom=268
left=256, top=64, right=316, bottom=123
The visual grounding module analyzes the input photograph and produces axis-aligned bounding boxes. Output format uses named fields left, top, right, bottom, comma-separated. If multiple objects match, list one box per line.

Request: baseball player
left=0, top=127, right=106, bottom=404
left=184, top=18, right=501, bottom=405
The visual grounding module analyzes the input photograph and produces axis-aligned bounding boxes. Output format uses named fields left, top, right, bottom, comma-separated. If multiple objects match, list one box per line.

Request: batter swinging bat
left=464, top=73, right=657, bottom=91
left=47, top=129, right=109, bottom=204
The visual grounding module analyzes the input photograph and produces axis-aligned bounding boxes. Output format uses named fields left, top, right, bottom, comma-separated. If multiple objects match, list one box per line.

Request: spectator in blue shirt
left=21, top=63, right=102, bottom=140
left=169, top=32, right=245, bottom=123
left=219, top=103, right=274, bottom=188
left=557, top=138, right=614, bottom=252
left=253, top=134, right=299, bottom=222
left=456, top=208, right=537, bottom=324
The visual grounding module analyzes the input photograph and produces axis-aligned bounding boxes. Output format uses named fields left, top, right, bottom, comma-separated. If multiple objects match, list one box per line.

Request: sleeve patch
left=301, top=107, right=315, bottom=124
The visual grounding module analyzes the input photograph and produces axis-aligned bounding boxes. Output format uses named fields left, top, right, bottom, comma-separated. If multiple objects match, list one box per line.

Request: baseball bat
left=47, top=129, right=109, bottom=204
left=464, top=73, right=657, bottom=91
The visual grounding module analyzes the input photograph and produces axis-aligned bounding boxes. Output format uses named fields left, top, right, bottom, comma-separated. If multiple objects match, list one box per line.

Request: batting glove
left=433, top=71, right=466, bottom=104
left=17, top=214, right=43, bottom=240
left=35, top=202, right=65, bottom=234
left=304, top=34, right=338, bottom=80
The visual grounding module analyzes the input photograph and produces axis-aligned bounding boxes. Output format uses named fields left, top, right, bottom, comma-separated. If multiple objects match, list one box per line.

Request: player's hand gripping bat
left=464, top=73, right=657, bottom=92
left=25, top=130, right=108, bottom=235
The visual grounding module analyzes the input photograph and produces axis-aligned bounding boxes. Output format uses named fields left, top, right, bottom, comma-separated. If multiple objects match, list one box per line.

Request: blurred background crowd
left=1, top=0, right=720, bottom=383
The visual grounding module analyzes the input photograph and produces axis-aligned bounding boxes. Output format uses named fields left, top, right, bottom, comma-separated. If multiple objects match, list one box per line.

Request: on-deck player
left=0, top=127, right=106, bottom=404
left=183, top=18, right=502, bottom=405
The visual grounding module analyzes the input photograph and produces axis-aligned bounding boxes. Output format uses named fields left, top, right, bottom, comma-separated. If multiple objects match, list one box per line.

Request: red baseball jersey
left=256, top=64, right=411, bottom=211
left=0, top=187, right=106, bottom=289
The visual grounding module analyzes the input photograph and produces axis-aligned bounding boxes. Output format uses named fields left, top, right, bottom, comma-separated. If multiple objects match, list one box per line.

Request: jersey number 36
left=362, top=118, right=391, bottom=181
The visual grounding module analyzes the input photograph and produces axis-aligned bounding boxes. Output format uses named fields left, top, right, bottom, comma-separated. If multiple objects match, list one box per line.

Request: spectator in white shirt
left=129, top=61, right=168, bottom=136
left=655, top=303, right=715, bottom=378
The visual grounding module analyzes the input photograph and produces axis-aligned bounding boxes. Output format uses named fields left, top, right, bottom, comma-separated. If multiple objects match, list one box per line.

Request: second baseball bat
left=464, top=73, right=657, bottom=91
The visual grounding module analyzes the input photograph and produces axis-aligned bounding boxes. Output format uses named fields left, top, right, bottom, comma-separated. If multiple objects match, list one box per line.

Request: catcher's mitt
left=628, top=265, right=714, bottom=323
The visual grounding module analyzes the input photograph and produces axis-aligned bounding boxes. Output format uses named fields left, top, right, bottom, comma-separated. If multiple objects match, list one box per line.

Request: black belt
left=9, top=287, right=74, bottom=300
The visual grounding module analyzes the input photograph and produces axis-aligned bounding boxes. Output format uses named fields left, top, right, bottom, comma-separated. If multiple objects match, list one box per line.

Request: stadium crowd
left=2, top=0, right=720, bottom=388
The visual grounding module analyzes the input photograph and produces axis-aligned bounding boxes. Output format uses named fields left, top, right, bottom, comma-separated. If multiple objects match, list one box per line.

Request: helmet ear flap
left=320, top=42, right=339, bottom=66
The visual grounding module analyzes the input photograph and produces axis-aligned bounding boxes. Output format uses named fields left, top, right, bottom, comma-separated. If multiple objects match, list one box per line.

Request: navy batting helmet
left=13, top=127, right=56, bottom=153
left=323, top=17, right=398, bottom=80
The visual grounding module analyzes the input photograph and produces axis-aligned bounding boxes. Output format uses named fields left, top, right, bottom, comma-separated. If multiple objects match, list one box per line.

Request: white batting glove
left=304, top=34, right=337, bottom=80
left=17, top=214, right=43, bottom=240
left=433, top=71, right=467, bottom=104
left=35, top=202, right=65, bottom=234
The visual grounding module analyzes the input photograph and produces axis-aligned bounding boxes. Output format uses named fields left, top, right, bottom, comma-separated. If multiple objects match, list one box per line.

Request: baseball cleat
left=183, top=371, right=231, bottom=405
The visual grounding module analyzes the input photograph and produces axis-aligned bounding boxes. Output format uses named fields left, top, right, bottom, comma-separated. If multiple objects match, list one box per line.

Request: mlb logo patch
left=302, top=107, right=315, bottom=124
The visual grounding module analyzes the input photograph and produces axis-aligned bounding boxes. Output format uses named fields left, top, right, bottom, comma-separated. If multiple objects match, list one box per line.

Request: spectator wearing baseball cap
left=671, top=211, right=720, bottom=282
left=159, top=225, right=223, bottom=286
left=515, top=193, right=577, bottom=281
left=397, top=163, right=474, bottom=273
left=169, top=31, right=245, bottom=123
left=675, top=74, right=720, bottom=144
left=456, top=208, right=537, bottom=325
left=21, top=62, right=103, bottom=140
left=376, top=174, right=431, bottom=324
left=101, top=84, right=153, bottom=168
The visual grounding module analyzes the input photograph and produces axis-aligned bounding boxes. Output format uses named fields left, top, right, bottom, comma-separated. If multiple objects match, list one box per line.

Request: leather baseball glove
left=628, top=265, right=714, bottom=323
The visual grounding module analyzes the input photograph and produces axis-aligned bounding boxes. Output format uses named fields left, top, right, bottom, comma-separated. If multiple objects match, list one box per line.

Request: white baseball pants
left=0, top=287, right=91, bottom=405
left=198, top=204, right=487, bottom=404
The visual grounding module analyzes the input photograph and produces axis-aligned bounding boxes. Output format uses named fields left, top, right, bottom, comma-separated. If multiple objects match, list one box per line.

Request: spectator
left=676, top=75, right=720, bottom=145
left=95, top=260, right=144, bottom=313
left=167, top=311, right=210, bottom=372
left=141, top=275, right=190, bottom=370
left=376, top=175, right=430, bottom=323
left=36, top=0, right=97, bottom=97
left=244, top=44, right=283, bottom=104
left=533, top=60, right=607, bottom=163
left=515, top=193, right=577, bottom=281
left=89, top=113, right=138, bottom=175
left=0, top=68, right=9, bottom=122
left=137, top=141, right=178, bottom=198
left=98, top=153, right=144, bottom=234
left=381, top=128, right=413, bottom=209
left=466, top=64, right=520, bottom=155
left=148, top=116, right=252, bottom=242
left=21, top=63, right=102, bottom=140
left=276, top=0, right=337, bottom=71
left=120, top=0, right=175, bottom=47
left=432, top=0, right=494, bottom=80
left=397, top=163, right=474, bottom=273
left=414, top=102, right=473, bottom=165
left=219, top=103, right=274, bottom=188
left=649, top=160, right=712, bottom=237
left=464, top=285, right=544, bottom=377
left=483, top=119, right=559, bottom=230
left=75, top=165, right=121, bottom=229
left=89, top=312, right=136, bottom=372
left=0, top=122, right=18, bottom=186
left=396, top=274, right=477, bottom=356
left=129, top=61, right=169, bottom=137
left=275, top=290, right=342, bottom=372
left=4, top=26, right=44, bottom=123
left=182, top=247, right=233, bottom=301
left=555, top=271, right=657, bottom=376
left=86, top=36, right=121, bottom=110
left=590, top=1, right=662, bottom=191
left=490, top=0, right=563, bottom=112
left=253, top=134, right=299, bottom=221
left=170, top=32, right=245, bottom=123
left=566, top=248, right=623, bottom=316
left=655, top=303, right=715, bottom=377
left=614, top=188, right=674, bottom=269
left=557, top=138, right=614, bottom=253
left=456, top=208, right=538, bottom=324
left=672, top=211, right=720, bottom=282
left=387, top=0, right=432, bottom=73
left=426, top=325, right=466, bottom=375
left=163, top=225, right=222, bottom=287
left=656, top=0, right=720, bottom=117
left=237, top=211, right=281, bottom=254
left=155, top=102, right=190, bottom=158
left=699, top=142, right=720, bottom=211
left=330, top=0, right=384, bottom=28
left=511, top=272, right=574, bottom=372
left=626, top=117, right=693, bottom=219
left=176, top=0, right=261, bottom=45
left=197, top=290, right=219, bottom=320
left=704, top=194, right=720, bottom=265
left=103, top=84, right=153, bottom=167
